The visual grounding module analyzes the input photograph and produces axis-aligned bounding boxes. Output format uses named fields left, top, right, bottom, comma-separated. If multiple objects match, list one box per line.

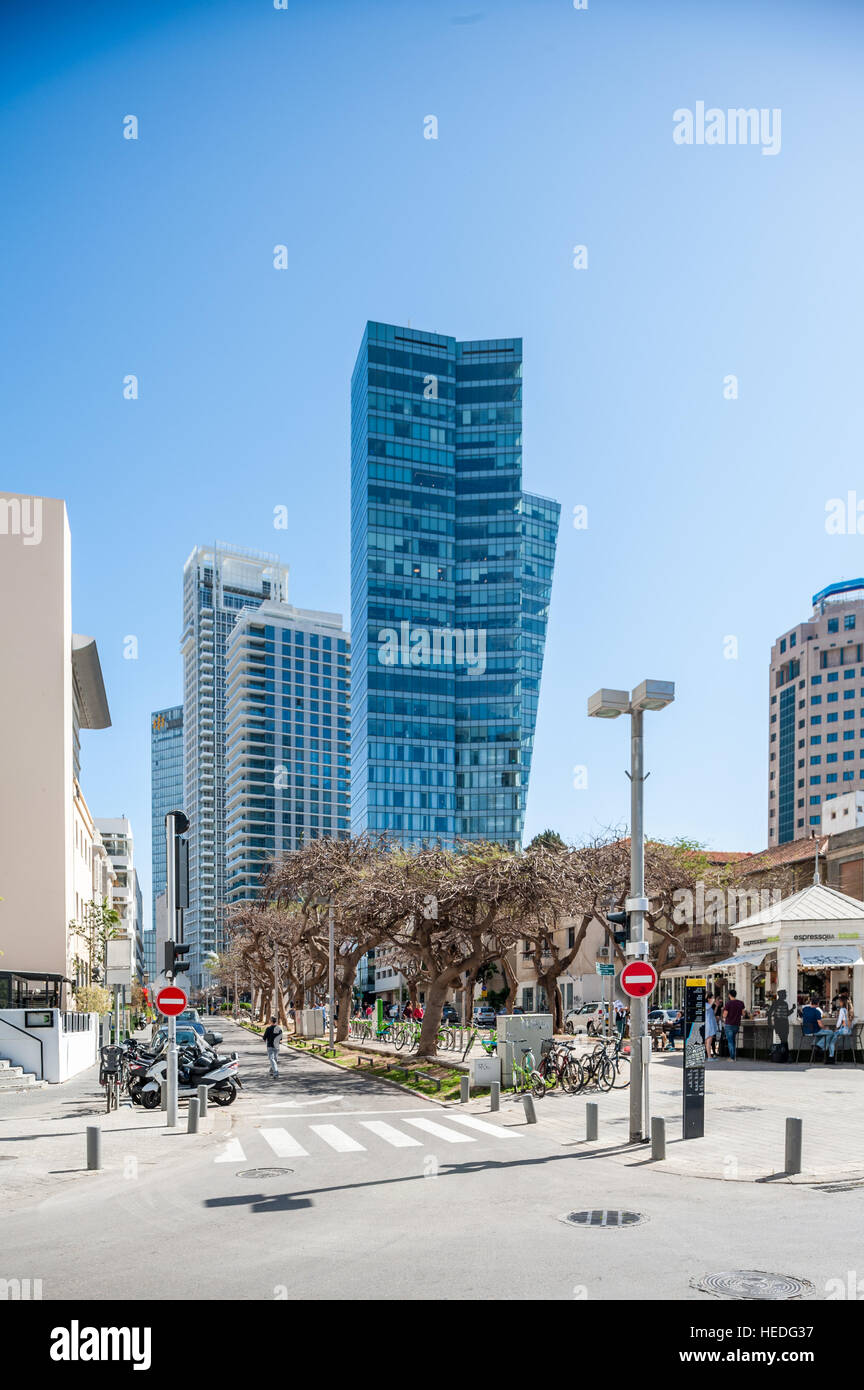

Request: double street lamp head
left=587, top=680, right=675, bottom=718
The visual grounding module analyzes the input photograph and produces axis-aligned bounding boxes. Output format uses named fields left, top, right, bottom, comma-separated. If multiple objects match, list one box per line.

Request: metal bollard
left=785, top=1117, right=803, bottom=1174
left=522, top=1093, right=537, bottom=1124
left=198, top=1084, right=208, bottom=1119
left=490, top=1081, right=500, bottom=1112
left=187, top=1098, right=199, bottom=1134
left=651, top=1115, right=666, bottom=1161
left=586, top=1101, right=598, bottom=1141
left=161, top=1082, right=167, bottom=1113
left=86, top=1126, right=101, bottom=1170
left=460, top=1075, right=470, bottom=1104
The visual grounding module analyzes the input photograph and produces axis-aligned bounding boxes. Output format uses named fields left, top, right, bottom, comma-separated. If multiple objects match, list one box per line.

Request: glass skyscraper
left=350, top=321, right=559, bottom=849
left=225, top=603, right=350, bottom=902
left=181, top=544, right=290, bottom=985
left=149, top=705, right=184, bottom=981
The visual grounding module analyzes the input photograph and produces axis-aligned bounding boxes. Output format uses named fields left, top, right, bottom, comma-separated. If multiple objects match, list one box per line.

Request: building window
left=845, top=615, right=856, bottom=630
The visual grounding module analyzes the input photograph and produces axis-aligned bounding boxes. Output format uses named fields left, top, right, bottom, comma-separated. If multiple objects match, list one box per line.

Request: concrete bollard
left=522, top=1093, right=537, bottom=1124
left=785, top=1116, right=803, bottom=1174
left=651, top=1115, right=666, bottom=1160
left=187, top=1098, right=199, bottom=1134
left=460, top=1075, right=470, bottom=1104
left=586, top=1101, right=598, bottom=1141
left=198, top=1084, right=208, bottom=1119
left=86, top=1126, right=101, bottom=1171
left=490, top=1081, right=500, bottom=1112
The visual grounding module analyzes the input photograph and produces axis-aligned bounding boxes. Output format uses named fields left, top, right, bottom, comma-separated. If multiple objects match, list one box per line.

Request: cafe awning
left=797, top=945, right=862, bottom=967
left=711, top=949, right=770, bottom=969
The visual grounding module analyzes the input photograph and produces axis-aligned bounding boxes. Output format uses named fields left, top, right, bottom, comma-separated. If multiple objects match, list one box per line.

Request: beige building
left=770, top=580, right=864, bottom=848
left=0, top=494, right=111, bottom=1008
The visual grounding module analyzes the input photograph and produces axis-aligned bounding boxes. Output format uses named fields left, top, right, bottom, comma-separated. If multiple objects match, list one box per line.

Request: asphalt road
left=3, top=1018, right=863, bottom=1301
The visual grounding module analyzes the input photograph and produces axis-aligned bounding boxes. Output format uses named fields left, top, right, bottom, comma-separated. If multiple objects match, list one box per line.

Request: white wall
left=0, top=1010, right=98, bottom=1082
left=0, top=496, right=73, bottom=976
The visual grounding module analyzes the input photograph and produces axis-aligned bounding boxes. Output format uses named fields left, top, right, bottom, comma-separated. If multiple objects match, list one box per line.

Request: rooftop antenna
left=811, top=831, right=821, bottom=886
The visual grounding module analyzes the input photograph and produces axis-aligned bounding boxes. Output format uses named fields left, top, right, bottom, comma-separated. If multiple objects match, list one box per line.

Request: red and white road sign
left=155, top=985, right=188, bottom=1017
left=620, top=960, right=658, bottom=999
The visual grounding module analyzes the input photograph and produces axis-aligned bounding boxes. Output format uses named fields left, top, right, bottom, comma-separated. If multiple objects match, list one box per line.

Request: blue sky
left=3, top=0, right=864, bottom=919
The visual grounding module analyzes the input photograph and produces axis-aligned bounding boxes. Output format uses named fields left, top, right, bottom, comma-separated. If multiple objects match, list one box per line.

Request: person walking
left=722, top=989, right=746, bottom=1060
left=263, top=1016, right=283, bottom=1079
left=704, top=991, right=719, bottom=1058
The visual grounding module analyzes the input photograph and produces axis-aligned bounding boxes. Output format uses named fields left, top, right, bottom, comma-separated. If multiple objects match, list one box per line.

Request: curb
left=282, top=1042, right=451, bottom=1106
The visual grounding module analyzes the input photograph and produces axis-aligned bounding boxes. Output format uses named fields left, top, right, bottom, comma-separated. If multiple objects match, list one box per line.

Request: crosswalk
left=213, top=1111, right=522, bottom=1165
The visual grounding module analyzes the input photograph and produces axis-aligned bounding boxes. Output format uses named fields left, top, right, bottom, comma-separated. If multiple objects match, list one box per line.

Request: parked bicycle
left=510, top=1043, right=545, bottom=1098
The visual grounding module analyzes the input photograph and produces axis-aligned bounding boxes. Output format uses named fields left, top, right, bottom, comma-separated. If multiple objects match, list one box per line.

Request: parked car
left=564, top=1003, right=604, bottom=1036
left=441, top=1003, right=459, bottom=1024
left=473, top=1004, right=497, bottom=1027
left=177, top=1009, right=202, bottom=1025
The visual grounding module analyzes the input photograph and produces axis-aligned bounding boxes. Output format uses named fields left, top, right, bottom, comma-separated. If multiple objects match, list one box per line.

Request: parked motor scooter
left=134, top=1044, right=241, bottom=1109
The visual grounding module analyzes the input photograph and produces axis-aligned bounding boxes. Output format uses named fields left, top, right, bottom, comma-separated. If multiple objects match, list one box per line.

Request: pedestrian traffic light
left=606, top=908, right=630, bottom=947
left=164, top=941, right=191, bottom=976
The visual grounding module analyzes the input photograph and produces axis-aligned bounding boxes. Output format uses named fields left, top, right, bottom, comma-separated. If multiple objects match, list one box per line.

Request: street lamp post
left=588, top=680, right=675, bottom=1143
left=328, top=904, right=335, bottom=1049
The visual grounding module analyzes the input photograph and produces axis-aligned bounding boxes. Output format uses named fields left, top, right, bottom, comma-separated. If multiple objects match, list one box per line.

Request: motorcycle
left=132, top=1044, right=242, bottom=1109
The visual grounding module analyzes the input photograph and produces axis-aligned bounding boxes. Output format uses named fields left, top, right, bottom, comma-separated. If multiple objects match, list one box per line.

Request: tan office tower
left=770, top=580, right=864, bottom=846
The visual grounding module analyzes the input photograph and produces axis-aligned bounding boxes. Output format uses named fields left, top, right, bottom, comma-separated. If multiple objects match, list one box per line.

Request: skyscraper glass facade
left=225, top=604, right=350, bottom=902
left=181, top=545, right=290, bottom=985
left=149, top=705, right=183, bottom=981
left=350, top=321, right=559, bottom=848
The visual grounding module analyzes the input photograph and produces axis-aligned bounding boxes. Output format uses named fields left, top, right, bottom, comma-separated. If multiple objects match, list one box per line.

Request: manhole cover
left=236, top=1167, right=294, bottom=1179
left=564, top=1209, right=644, bottom=1228
left=693, top=1270, right=814, bottom=1301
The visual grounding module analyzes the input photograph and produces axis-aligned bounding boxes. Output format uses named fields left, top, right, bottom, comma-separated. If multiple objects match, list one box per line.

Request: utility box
left=468, top=1054, right=501, bottom=1088
left=298, top=1008, right=324, bottom=1037
left=497, top=1013, right=553, bottom=1076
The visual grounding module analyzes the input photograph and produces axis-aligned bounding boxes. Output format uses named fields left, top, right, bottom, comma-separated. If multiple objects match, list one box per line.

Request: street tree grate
left=693, top=1271, right=814, bottom=1301
left=236, top=1167, right=294, bottom=1179
left=564, top=1209, right=644, bottom=1228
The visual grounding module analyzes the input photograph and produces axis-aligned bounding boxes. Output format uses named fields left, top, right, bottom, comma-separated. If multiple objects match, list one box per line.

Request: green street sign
left=598, top=964, right=615, bottom=976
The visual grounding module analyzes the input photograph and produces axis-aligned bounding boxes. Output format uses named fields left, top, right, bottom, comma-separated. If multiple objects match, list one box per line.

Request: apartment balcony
left=682, top=931, right=737, bottom=959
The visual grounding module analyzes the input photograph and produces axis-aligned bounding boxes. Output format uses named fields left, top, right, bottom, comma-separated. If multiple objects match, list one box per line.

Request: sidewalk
left=458, top=1051, right=864, bottom=1184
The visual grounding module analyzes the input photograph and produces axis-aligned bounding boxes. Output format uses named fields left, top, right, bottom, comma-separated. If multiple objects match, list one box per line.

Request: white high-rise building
left=95, top=817, right=143, bottom=982
left=181, top=544, right=290, bottom=986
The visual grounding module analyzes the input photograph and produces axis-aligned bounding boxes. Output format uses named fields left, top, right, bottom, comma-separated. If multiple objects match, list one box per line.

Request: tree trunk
left=501, top=953, right=519, bottom=1013
left=415, top=975, right=453, bottom=1058
left=335, top=982, right=352, bottom=1042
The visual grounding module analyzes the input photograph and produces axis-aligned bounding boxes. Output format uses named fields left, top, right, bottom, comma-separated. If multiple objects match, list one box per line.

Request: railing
left=684, top=932, right=736, bottom=957
left=0, top=1017, right=44, bottom=1079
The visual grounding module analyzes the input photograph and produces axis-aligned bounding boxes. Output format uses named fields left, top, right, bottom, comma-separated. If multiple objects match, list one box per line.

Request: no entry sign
left=620, top=960, right=658, bottom=999
left=156, top=985, right=188, bottom=1017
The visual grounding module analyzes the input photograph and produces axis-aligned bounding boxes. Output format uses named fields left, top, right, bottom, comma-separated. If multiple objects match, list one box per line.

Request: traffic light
left=164, top=941, right=191, bottom=976
left=606, top=908, right=630, bottom=948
